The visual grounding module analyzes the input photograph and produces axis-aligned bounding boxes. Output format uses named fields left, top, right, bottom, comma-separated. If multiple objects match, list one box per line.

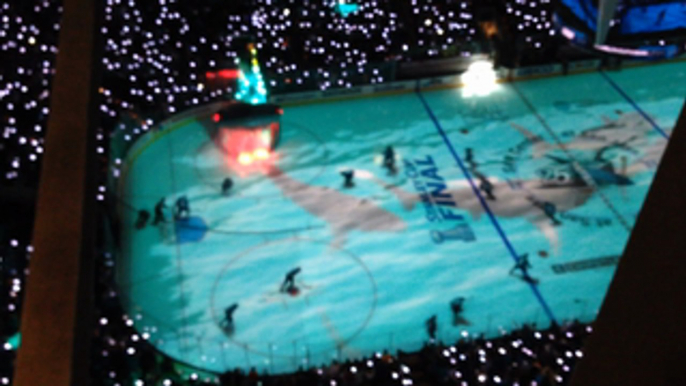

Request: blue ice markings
left=404, top=155, right=476, bottom=244
left=430, top=224, right=476, bottom=244
left=174, top=216, right=209, bottom=243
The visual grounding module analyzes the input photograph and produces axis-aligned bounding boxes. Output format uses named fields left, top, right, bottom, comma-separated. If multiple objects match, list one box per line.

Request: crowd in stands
left=1, top=0, right=569, bottom=189
left=0, top=237, right=29, bottom=385
left=0, top=1, right=61, bottom=189
left=490, top=0, right=564, bottom=67
left=1, top=1, right=60, bottom=382
left=0, top=0, right=591, bottom=385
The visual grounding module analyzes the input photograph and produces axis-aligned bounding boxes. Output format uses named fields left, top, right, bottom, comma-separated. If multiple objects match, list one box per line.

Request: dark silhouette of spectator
left=426, top=315, right=438, bottom=341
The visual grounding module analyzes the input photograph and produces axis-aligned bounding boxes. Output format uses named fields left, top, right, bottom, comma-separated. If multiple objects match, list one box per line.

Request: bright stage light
left=461, top=60, right=499, bottom=98
left=254, top=148, right=269, bottom=160
left=260, top=129, right=272, bottom=146
left=238, top=152, right=254, bottom=165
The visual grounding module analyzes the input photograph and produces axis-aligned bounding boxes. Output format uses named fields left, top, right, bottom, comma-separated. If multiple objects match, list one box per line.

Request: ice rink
left=115, top=61, right=686, bottom=373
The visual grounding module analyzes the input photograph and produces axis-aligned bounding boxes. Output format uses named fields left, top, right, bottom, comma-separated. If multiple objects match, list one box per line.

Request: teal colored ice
left=116, top=61, right=686, bottom=373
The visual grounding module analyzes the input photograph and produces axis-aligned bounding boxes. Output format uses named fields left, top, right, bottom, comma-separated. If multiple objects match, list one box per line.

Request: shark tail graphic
left=510, top=123, right=552, bottom=158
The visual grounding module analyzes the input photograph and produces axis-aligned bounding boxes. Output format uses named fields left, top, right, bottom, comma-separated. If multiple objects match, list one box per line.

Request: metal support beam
left=13, top=0, right=102, bottom=384
left=570, top=102, right=686, bottom=385
left=595, top=0, right=619, bottom=46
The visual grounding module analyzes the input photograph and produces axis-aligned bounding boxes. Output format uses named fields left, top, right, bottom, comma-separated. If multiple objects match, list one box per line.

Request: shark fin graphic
left=388, top=184, right=417, bottom=211
left=510, top=123, right=550, bottom=158
left=533, top=218, right=559, bottom=255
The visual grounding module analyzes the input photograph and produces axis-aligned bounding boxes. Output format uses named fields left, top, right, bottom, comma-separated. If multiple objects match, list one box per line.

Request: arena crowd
left=1, top=1, right=587, bottom=385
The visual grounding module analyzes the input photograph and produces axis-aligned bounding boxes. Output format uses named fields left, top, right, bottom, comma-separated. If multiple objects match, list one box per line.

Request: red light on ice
left=254, top=148, right=269, bottom=160
left=213, top=113, right=221, bottom=123
left=238, top=152, right=254, bottom=165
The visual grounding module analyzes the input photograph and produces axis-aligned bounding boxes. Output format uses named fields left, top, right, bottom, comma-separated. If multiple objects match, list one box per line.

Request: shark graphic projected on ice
left=446, top=178, right=594, bottom=253
left=261, top=108, right=666, bottom=252
left=626, top=141, right=667, bottom=175
left=511, top=112, right=656, bottom=157
left=356, top=169, right=594, bottom=253
left=540, top=154, right=634, bottom=187
left=507, top=110, right=671, bottom=187
left=266, top=165, right=407, bottom=247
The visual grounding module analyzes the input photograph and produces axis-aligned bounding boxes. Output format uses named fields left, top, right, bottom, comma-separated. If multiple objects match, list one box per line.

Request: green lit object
left=334, top=0, right=359, bottom=17
left=5, top=332, right=21, bottom=350
left=234, top=44, right=268, bottom=105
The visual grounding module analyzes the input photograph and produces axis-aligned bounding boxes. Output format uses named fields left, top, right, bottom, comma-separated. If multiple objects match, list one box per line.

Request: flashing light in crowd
left=4, top=333, right=21, bottom=351
left=333, top=0, right=360, bottom=18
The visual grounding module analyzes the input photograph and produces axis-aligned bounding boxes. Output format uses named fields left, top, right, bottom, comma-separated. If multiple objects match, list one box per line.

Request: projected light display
left=234, top=44, right=268, bottom=105
left=333, top=0, right=360, bottom=18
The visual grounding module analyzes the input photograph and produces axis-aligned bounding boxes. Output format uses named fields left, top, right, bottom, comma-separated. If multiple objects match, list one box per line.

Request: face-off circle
left=210, top=237, right=377, bottom=357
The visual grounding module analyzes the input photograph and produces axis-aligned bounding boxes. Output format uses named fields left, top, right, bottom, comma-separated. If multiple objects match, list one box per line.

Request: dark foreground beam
left=570, top=102, right=686, bottom=385
left=13, top=0, right=101, bottom=384
left=595, top=0, right=619, bottom=46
